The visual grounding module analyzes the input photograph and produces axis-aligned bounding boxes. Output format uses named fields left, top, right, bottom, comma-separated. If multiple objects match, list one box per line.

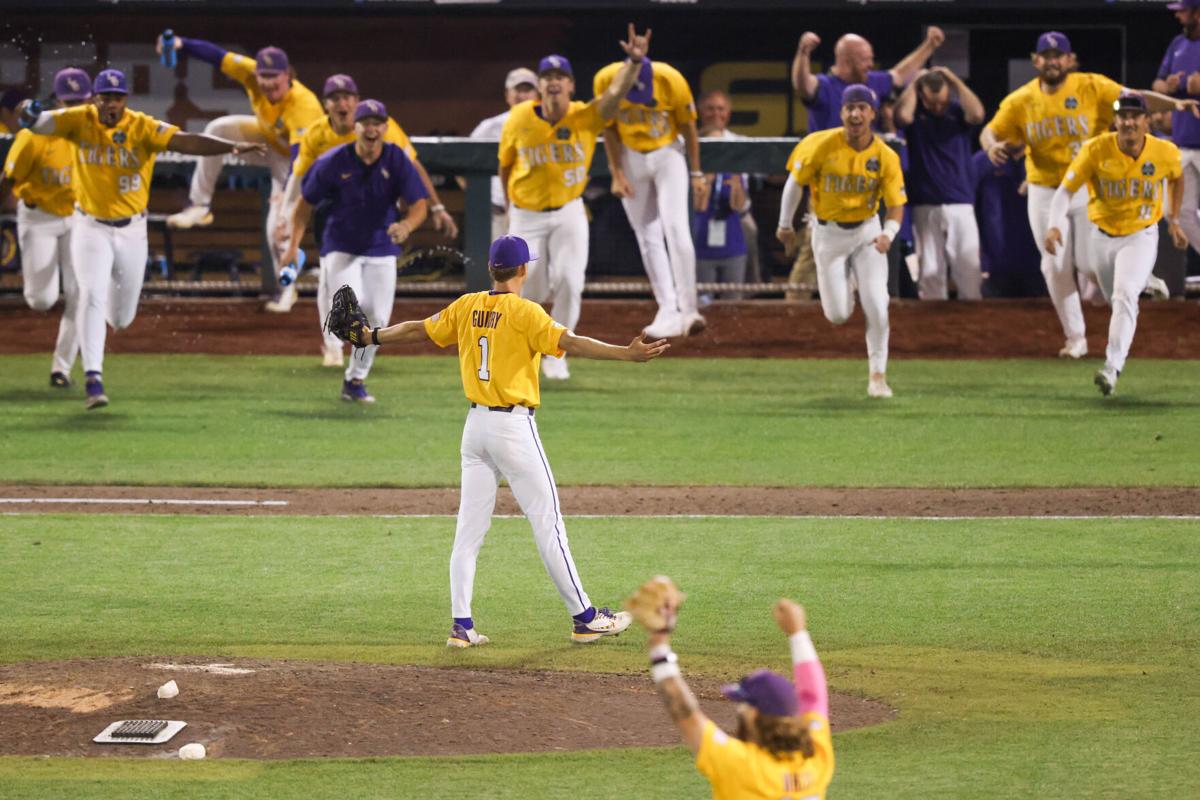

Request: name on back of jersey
left=472, top=310, right=503, bottom=329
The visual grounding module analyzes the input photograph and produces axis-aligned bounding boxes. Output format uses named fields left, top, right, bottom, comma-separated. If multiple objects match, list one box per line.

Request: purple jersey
left=1157, top=34, right=1200, bottom=148
left=301, top=141, right=428, bottom=257
left=804, top=70, right=894, bottom=132
left=903, top=99, right=974, bottom=205
left=692, top=173, right=747, bottom=260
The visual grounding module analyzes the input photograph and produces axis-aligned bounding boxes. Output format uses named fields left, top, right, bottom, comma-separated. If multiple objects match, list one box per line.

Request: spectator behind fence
left=970, top=149, right=1044, bottom=297
left=693, top=171, right=749, bottom=305
left=877, top=90, right=916, bottom=285
left=467, top=68, right=540, bottom=243
left=698, top=90, right=764, bottom=286
left=895, top=68, right=985, bottom=300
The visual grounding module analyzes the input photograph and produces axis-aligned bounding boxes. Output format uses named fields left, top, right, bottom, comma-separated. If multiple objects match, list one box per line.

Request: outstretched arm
left=1139, top=89, right=1200, bottom=118
left=373, top=319, right=434, bottom=346
left=774, top=599, right=828, bottom=718
left=167, top=131, right=267, bottom=157
left=558, top=330, right=669, bottom=361
left=648, top=631, right=708, bottom=754
left=595, top=24, right=653, bottom=120
left=890, top=26, right=945, bottom=88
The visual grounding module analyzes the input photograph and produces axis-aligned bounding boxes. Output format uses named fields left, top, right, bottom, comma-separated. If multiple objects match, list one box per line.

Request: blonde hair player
left=498, top=23, right=653, bottom=381
left=18, top=69, right=268, bottom=409
left=328, top=235, right=668, bottom=647
left=1046, top=92, right=1186, bottom=396
left=776, top=84, right=906, bottom=399
left=594, top=52, right=706, bottom=339
left=981, top=31, right=1197, bottom=359
left=1, top=68, right=92, bottom=389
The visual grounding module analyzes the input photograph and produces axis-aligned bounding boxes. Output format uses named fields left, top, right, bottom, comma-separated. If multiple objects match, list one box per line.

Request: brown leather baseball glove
left=624, top=575, right=686, bottom=633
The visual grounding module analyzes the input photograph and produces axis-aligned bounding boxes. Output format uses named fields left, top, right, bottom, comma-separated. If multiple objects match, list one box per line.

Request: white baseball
left=179, top=743, right=206, bottom=760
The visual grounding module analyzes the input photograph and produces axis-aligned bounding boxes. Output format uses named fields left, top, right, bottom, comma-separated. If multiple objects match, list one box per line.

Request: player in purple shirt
left=280, top=99, right=429, bottom=403
left=1154, top=0, right=1200, bottom=256
left=895, top=68, right=986, bottom=300
left=970, top=150, right=1044, bottom=298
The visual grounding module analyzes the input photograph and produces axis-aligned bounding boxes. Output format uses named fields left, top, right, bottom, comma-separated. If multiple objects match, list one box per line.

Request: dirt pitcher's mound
left=0, top=657, right=893, bottom=759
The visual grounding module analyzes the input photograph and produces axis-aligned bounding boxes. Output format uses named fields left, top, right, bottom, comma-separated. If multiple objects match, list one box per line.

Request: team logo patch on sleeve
left=1065, top=96, right=1078, bottom=109
left=1142, top=162, right=1156, bottom=176
left=112, top=131, right=126, bottom=144
left=865, top=157, right=880, bottom=173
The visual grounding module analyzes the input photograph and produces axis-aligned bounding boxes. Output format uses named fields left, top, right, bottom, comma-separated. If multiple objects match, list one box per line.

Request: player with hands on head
left=625, top=577, right=835, bottom=800
left=1045, top=92, right=1185, bottom=397
left=19, top=69, right=267, bottom=409
left=280, top=99, right=427, bottom=404
left=595, top=40, right=707, bottom=339
left=326, top=234, right=668, bottom=647
left=499, top=23, right=653, bottom=381
left=1, top=68, right=92, bottom=389
left=777, top=85, right=906, bottom=399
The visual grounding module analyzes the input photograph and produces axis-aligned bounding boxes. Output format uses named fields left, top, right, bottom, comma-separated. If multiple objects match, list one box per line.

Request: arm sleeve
left=293, top=134, right=317, bottom=179
left=1048, top=184, right=1074, bottom=233
left=3, top=130, right=33, bottom=182
left=300, top=158, right=331, bottom=205
left=695, top=720, right=743, bottom=784
left=39, top=107, right=85, bottom=140
left=881, top=149, right=907, bottom=208
left=578, top=100, right=608, bottom=134
left=593, top=65, right=613, bottom=100
left=220, top=52, right=258, bottom=88
left=397, top=152, right=430, bottom=204
left=423, top=300, right=459, bottom=348
left=803, top=74, right=829, bottom=110
left=790, top=632, right=829, bottom=718
left=778, top=174, right=805, bottom=229
left=1060, top=145, right=1093, bottom=195
left=524, top=303, right=567, bottom=357
left=144, top=117, right=181, bottom=154
left=672, top=71, right=698, bottom=125
left=498, top=114, right=518, bottom=169
left=1167, top=145, right=1183, bottom=180
left=986, top=98, right=1022, bottom=144
left=178, top=37, right=229, bottom=66
left=1093, top=73, right=1124, bottom=108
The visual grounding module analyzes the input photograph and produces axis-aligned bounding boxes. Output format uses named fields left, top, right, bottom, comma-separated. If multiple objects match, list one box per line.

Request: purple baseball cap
left=841, top=83, right=879, bottom=110
left=53, top=68, right=92, bottom=102
left=625, top=59, right=654, bottom=106
left=1036, top=31, right=1071, bottom=55
left=1168, top=0, right=1200, bottom=10
left=354, top=98, right=387, bottom=123
left=255, top=46, right=289, bottom=75
left=488, top=235, right=537, bottom=269
left=92, top=69, right=129, bottom=96
left=538, top=54, right=573, bottom=79
left=1114, top=91, right=1148, bottom=114
left=323, top=73, right=359, bottom=98
left=722, top=670, right=799, bottom=718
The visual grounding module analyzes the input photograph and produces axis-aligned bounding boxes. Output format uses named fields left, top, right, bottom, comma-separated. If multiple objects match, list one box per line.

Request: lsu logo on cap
left=1065, top=96, right=1078, bottom=110
left=262, top=52, right=275, bottom=67
left=334, top=76, right=346, bottom=89
left=547, top=56, right=562, bottom=69
left=1143, top=162, right=1156, bottom=177
left=865, top=157, right=880, bottom=173
left=368, top=100, right=381, bottom=114
left=1046, top=34, right=1059, bottom=49
left=106, top=73, right=120, bottom=88
left=67, top=77, right=81, bottom=92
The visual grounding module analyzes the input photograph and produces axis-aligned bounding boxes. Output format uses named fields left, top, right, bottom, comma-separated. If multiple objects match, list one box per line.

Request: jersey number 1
left=477, top=335, right=491, bottom=381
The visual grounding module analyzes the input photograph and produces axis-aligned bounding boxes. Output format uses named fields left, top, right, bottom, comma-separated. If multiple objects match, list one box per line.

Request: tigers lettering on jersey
left=1062, top=131, right=1183, bottom=236
left=593, top=60, right=696, bottom=152
left=499, top=99, right=608, bottom=210
left=1024, top=113, right=1092, bottom=145
left=789, top=128, right=906, bottom=222
left=517, top=141, right=587, bottom=167
left=4, top=129, right=76, bottom=217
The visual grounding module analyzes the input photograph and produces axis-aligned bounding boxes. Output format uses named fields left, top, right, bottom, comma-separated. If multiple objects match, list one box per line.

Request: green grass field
left=0, top=515, right=1197, bottom=799
left=0, top=354, right=1198, bottom=486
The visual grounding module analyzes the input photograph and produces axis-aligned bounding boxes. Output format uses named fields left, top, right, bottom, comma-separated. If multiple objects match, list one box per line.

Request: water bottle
left=279, top=249, right=306, bottom=287
left=18, top=99, right=43, bottom=129
left=161, top=29, right=177, bottom=69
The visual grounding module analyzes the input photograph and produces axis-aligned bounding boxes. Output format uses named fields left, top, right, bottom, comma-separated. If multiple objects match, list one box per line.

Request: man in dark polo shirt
left=1154, top=0, right=1200, bottom=257
left=280, top=99, right=429, bottom=403
left=895, top=67, right=986, bottom=300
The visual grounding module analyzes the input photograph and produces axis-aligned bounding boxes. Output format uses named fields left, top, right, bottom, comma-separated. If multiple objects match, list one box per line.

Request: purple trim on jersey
left=903, top=99, right=975, bottom=205
left=179, top=37, right=228, bottom=67
left=805, top=70, right=893, bottom=132
left=525, top=415, right=587, bottom=611
left=301, top=141, right=429, bottom=257
left=1158, top=34, right=1200, bottom=148
left=692, top=173, right=747, bottom=260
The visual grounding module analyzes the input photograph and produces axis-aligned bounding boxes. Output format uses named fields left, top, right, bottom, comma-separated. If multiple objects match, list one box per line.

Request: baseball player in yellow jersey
left=20, top=69, right=266, bottom=409
left=1046, top=92, right=1186, bottom=396
left=1, top=69, right=92, bottom=388
left=499, top=24, right=653, bottom=381
left=595, top=58, right=707, bottom=339
left=156, top=35, right=324, bottom=309
left=625, top=580, right=835, bottom=800
left=278, top=73, right=457, bottom=365
left=982, top=31, right=1196, bottom=358
left=335, top=235, right=667, bottom=646
left=777, top=85, right=906, bottom=398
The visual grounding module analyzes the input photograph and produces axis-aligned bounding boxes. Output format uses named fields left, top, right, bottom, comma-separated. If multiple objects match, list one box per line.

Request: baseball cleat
left=1094, top=366, right=1119, bottom=396
left=341, top=379, right=375, bottom=403
left=446, top=624, right=490, bottom=648
left=84, top=378, right=108, bottom=410
left=541, top=354, right=570, bottom=381
left=265, top=283, right=298, bottom=313
left=1145, top=275, right=1170, bottom=301
left=867, top=374, right=893, bottom=399
left=643, top=309, right=684, bottom=339
left=571, top=607, right=633, bottom=644
left=166, top=205, right=213, bottom=229
left=684, top=312, right=707, bottom=337
left=50, top=372, right=72, bottom=388
left=322, top=344, right=344, bottom=368
left=1058, top=337, right=1088, bottom=359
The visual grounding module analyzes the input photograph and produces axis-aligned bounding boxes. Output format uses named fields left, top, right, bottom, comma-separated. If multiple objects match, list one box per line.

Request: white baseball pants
left=320, top=251, right=397, bottom=381
left=18, top=202, right=79, bottom=375
left=509, top=198, right=588, bottom=332
left=1087, top=224, right=1158, bottom=373
left=1175, top=148, right=1200, bottom=256
left=188, top=115, right=291, bottom=276
left=451, top=405, right=592, bottom=619
left=619, top=143, right=699, bottom=320
left=811, top=217, right=891, bottom=375
left=1027, top=183, right=1089, bottom=342
left=71, top=213, right=148, bottom=375
left=912, top=203, right=982, bottom=300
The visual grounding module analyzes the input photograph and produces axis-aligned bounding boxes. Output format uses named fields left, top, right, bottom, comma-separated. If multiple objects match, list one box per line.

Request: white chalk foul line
left=0, top=498, right=288, bottom=507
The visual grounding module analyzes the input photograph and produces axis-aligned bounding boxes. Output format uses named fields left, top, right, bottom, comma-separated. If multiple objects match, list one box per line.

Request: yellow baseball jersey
left=0, top=121, right=11, bottom=135
left=1062, top=132, right=1182, bottom=236
left=986, top=71, right=1123, bottom=188
left=424, top=290, right=566, bottom=409
left=789, top=128, right=906, bottom=222
left=47, top=105, right=178, bottom=219
left=292, top=115, right=417, bottom=178
left=220, top=52, right=323, bottom=155
left=696, top=715, right=835, bottom=800
left=499, top=99, right=607, bottom=211
left=592, top=61, right=697, bottom=152
left=4, top=128, right=76, bottom=217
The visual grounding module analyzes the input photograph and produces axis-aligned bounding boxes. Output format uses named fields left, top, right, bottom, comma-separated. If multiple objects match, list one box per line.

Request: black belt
left=816, top=218, right=865, bottom=230
left=1098, top=224, right=1152, bottom=239
left=85, top=212, right=139, bottom=228
left=517, top=203, right=564, bottom=213
left=470, top=402, right=534, bottom=415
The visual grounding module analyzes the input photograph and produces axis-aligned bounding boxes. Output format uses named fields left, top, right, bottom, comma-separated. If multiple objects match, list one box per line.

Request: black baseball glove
left=324, top=284, right=375, bottom=347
